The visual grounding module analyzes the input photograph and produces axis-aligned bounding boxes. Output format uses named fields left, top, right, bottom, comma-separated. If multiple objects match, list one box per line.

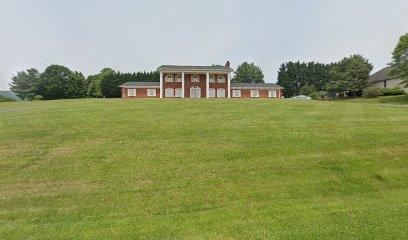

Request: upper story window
left=251, top=90, right=259, bottom=98
left=209, top=74, right=215, bottom=83
left=165, top=74, right=174, bottom=82
left=147, top=89, right=156, bottom=97
left=268, top=90, right=276, bottom=98
left=217, top=75, right=226, bottom=83
left=175, top=75, right=182, bottom=82
left=191, top=75, right=200, bottom=83
left=232, top=90, right=241, bottom=98
left=127, top=89, right=136, bottom=97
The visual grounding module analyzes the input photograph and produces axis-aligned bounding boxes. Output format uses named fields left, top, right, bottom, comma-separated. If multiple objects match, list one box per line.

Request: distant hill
left=0, top=90, right=20, bottom=100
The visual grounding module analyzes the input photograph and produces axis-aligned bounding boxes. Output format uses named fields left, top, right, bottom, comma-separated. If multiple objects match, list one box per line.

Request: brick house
left=120, top=62, right=284, bottom=99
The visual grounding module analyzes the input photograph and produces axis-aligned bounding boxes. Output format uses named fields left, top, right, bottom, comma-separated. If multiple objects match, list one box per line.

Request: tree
left=66, top=71, right=87, bottom=98
left=233, top=62, right=264, bottom=83
left=87, top=68, right=115, bottom=98
left=9, top=68, right=40, bottom=100
left=277, top=61, right=331, bottom=98
left=37, top=65, right=86, bottom=100
left=390, top=32, right=408, bottom=87
left=299, top=85, right=316, bottom=96
left=327, top=55, right=373, bottom=96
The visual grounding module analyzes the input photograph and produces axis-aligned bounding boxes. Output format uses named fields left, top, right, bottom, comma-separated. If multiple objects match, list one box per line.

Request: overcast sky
left=1, top=0, right=407, bottom=90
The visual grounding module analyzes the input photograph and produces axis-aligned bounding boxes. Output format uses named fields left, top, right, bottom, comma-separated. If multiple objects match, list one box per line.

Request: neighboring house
left=369, top=67, right=408, bottom=92
left=119, top=62, right=284, bottom=99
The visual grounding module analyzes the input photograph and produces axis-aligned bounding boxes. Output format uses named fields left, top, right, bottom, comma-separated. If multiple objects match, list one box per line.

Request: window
left=175, top=75, right=182, bottom=82
left=147, top=89, right=156, bottom=97
left=217, top=88, right=225, bottom=98
left=127, top=89, right=136, bottom=97
left=217, top=75, right=226, bottom=83
left=232, top=90, right=241, bottom=98
left=165, top=88, right=174, bottom=97
left=268, top=90, right=276, bottom=98
left=175, top=88, right=183, bottom=98
left=191, top=75, right=200, bottom=83
left=251, top=90, right=259, bottom=98
left=165, top=74, right=174, bottom=82
left=208, top=88, right=216, bottom=98
left=209, top=75, right=215, bottom=83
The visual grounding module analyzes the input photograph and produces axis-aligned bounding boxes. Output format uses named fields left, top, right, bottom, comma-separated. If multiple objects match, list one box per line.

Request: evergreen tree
left=9, top=68, right=40, bottom=100
left=233, top=62, right=264, bottom=83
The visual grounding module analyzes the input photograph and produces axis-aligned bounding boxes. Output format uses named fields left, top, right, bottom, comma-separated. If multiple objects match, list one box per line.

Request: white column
left=206, top=72, right=210, bottom=98
left=181, top=72, right=185, bottom=98
left=159, top=72, right=163, bottom=98
left=227, top=73, right=231, bottom=98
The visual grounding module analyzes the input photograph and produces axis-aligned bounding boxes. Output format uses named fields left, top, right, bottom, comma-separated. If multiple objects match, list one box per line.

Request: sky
left=0, top=0, right=407, bottom=90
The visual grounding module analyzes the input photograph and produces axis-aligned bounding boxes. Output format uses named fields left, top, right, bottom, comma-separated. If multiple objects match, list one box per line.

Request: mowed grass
left=1, top=98, right=408, bottom=239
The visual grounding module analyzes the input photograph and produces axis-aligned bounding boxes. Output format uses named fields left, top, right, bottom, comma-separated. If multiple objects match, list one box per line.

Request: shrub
left=310, top=91, right=327, bottom=100
left=381, top=87, right=406, bottom=96
left=34, top=95, right=43, bottom=101
left=364, top=87, right=382, bottom=98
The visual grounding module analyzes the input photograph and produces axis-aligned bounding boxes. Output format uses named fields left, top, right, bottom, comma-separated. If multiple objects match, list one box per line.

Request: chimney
left=225, top=60, right=231, bottom=69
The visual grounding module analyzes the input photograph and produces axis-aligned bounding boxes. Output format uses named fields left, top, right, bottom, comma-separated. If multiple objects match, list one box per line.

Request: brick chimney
left=225, top=60, right=231, bottom=69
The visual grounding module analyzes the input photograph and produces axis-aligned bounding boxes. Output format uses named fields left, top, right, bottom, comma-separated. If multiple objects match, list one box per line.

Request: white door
left=190, top=87, right=201, bottom=98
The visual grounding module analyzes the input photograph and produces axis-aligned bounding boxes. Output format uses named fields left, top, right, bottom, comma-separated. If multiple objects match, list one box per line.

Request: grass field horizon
left=1, top=97, right=408, bottom=239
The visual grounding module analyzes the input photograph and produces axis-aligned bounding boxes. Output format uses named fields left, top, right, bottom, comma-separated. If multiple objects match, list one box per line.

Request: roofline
left=119, top=85, right=160, bottom=89
left=157, top=66, right=233, bottom=73
left=230, top=86, right=283, bottom=90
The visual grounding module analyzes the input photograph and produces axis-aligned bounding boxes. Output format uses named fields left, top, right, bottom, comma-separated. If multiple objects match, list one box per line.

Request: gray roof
left=230, top=82, right=282, bottom=89
left=157, top=65, right=232, bottom=72
left=119, top=82, right=159, bottom=87
left=369, top=67, right=395, bottom=83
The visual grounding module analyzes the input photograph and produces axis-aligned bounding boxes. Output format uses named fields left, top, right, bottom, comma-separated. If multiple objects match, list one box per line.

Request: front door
left=190, top=87, right=201, bottom=98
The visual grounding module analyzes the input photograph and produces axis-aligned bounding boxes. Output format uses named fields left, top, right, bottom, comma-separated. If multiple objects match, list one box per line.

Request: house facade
left=369, top=67, right=408, bottom=92
left=120, top=63, right=284, bottom=99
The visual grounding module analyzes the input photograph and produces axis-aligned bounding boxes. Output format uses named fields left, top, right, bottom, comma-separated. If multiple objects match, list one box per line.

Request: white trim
left=127, top=88, right=136, bottom=97
left=232, top=89, right=241, bottom=98
left=160, top=72, right=163, bottom=98
left=175, top=88, right=183, bottom=98
left=216, top=88, right=225, bottom=98
left=209, top=74, right=215, bottom=83
left=227, top=74, right=231, bottom=98
left=175, top=74, right=182, bottom=82
left=251, top=90, right=259, bottom=98
left=165, top=88, right=174, bottom=98
left=147, top=89, right=156, bottom=97
left=206, top=72, right=210, bottom=98
left=217, top=75, right=226, bottom=83
left=208, top=88, right=216, bottom=98
left=191, top=74, right=200, bottom=83
left=181, top=72, right=185, bottom=98
left=268, top=90, right=277, bottom=98
left=190, top=87, right=201, bottom=98
left=165, top=74, right=174, bottom=82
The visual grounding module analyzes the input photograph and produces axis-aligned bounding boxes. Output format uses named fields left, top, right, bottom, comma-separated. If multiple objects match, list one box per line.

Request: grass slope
left=1, top=99, right=408, bottom=239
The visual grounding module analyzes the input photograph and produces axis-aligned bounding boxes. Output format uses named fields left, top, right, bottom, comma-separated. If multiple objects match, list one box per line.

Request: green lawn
left=1, top=98, right=408, bottom=239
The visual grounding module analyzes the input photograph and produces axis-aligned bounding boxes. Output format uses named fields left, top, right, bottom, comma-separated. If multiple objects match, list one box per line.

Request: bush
left=34, top=95, right=43, bottom=101
left=310, top=91, right=327, bottom=100
left=364, top=87, right=382, bottom=98
left=381, top=87, right=406, bottom=96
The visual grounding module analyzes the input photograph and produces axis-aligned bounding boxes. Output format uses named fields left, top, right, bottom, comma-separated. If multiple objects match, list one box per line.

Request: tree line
left=9, top=65, right=158, bottom=100
left=277, top=55, right=373, bottom=98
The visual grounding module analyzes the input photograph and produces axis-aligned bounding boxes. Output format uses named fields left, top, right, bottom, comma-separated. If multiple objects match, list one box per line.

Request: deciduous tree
left=233, top=62, right=264, bottom=83
left=390, top=32, right=408, bottom=87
